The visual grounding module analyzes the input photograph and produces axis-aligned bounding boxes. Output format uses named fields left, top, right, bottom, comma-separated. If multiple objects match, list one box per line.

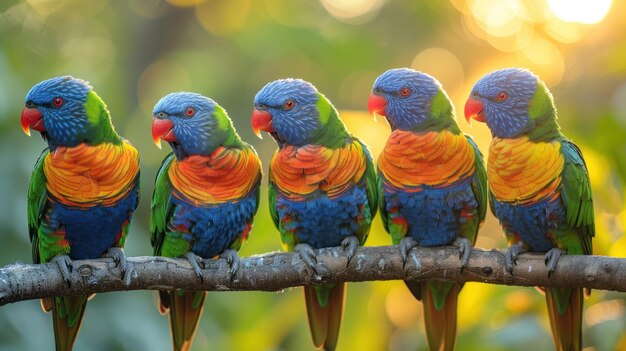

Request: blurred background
left=0, top=0, right=625, bottom=350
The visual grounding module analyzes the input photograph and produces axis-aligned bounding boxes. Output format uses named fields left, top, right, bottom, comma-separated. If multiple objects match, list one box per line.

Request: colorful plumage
left=151, top=92, right=262, bottom=351
left=465, top=68, right=594, bottom=351
left=252, top=79, right=378, bottom=351
left=369, top=68, right=487, bottom=351
left=22, top=76, right=140, bottom=351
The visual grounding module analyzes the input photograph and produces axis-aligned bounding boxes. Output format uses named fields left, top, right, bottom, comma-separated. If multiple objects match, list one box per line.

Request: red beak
left=368, top=93, right=387, bottom=117
left=251, top=109, right=274, bottom=139
left=21, top=107, right=44, bottom=136
left=464, top=97, right=485, bottom=124
left=152, top=118, right=175, bottom=149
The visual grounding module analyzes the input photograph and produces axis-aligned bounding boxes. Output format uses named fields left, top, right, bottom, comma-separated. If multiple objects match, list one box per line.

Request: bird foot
left=51, top=255, right=73, bottom=286
left=341, top=235, right=360, bottom=266
left=505, top=242, right=527, bottom=275
left=399, top=237, right=418, bottom=267
left=295, top=243, right=326, bottom=276
left=220, top=249, right=240, bottom=278
left=106, top=247, right=134, bottom=286
left=186, top=252, right=205, bottom=282
left=544, top=248, right=566, bottom=277
left=452, top=237, right=472, bottom=271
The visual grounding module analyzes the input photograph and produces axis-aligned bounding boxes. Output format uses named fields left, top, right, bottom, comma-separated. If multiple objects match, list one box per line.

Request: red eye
left=284, top=99, right=295, bottom=110
left=496, top=91, right=508, bottom=102
left=53, top=97, right=63, bottom=107
left=400, top=87, right=411, bottom=97
left=185, top=107, right=195, bottom=116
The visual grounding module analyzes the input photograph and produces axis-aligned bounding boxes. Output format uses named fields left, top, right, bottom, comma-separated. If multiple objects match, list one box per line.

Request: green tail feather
left=545, top=287, right=583, bottom=351
left=404, top=280, right=459, bottom=351
left=165, top=290, right=207, bottom=351
left=52, top=294, right=88, bottom=351
left=304, top=283, right=346, bottom=351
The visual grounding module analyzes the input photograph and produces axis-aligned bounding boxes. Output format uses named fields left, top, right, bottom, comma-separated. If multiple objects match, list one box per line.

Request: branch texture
left=1, top=246, right=625, bottom=306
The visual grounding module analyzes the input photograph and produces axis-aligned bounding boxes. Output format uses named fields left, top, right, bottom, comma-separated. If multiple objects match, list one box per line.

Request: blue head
left=369, top=68, right=455, bottom=132
left=252, top=79, right=321, bottom=147
left=22, top=76, right=108, bottom=149
left=465, top=68, right=557, bottom=139
left=152, top=92, right=240, bottom=159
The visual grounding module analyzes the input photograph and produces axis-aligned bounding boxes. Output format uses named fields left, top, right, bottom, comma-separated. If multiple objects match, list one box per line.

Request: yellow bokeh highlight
left=547, top=0, right=612, bottom=24
left=195, top=0, right=252, bottom=36
left=320, top=0, right=386, bottom=20
left=411, top=48, right=465, bottom=96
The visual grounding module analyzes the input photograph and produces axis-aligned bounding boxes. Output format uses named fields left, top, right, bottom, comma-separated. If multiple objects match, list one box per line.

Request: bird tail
left=163, top=290, right=207, bottom=351
left=304, top=283, right=346, bottom=351
left=545, top=287, right=583, bottom=351
left=405, top=280, right=459, bottom=351
left=51, top=294, right=89, bottom=351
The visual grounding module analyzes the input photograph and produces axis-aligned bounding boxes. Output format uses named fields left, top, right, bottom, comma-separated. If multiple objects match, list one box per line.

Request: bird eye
left=496, top=91, right=508, bottom=102
left=26, top=101, right=35, bottom=108
left=52, top=97, right=63, bottom=107
left=284, top=99, right=295, bottom=110
left=400, top=87, right=411, bottom=97
left=185, top=107, right=195, bottom=116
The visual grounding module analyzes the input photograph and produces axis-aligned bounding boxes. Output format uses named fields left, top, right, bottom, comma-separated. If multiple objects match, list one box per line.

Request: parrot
left=21, top=76, right=140, bottom=351
left=368, top=68, right=487, bottom=351
left=464, top=68, right=594, bottom=351
left=150, top=92, right=262, bottom=351
left=251, top=78, right=378, bottom=351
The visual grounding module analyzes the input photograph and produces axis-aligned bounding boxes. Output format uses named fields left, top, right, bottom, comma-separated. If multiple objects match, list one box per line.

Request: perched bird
left=22, top=76, right=140, bottom=350
left=252, top=79, right=378, bottom=351
left=465, top=68, right=594, bottom=351
left=369, top=68, right=487, bottom=351
left=151, top=92, right=262, bottom=351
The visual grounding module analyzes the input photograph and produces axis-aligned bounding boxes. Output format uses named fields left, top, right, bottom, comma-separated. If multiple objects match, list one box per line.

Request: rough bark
left=1, top=246, right=625, bottom=306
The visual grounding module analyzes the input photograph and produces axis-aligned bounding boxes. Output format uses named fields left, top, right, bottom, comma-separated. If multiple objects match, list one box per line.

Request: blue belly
left=49, top=184, right=139, bottom=260
left=276, top=186, right=370, bottom=249
left=170, top=193, right=257, bottom=258
left=493, top=197, right=565, bottom=252
left=384, top=178, right=476, bottom=247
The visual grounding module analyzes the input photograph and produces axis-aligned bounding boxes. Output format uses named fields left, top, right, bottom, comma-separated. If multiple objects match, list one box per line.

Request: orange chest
left=487, top=137, right=564, bottom=204
left=270, top=141, right=366, bottom=200
left=168, top=147, right=261, bottom=205
left=43, top=142, right=139, bottom=206
left=377, top=130, right=475, bottom=191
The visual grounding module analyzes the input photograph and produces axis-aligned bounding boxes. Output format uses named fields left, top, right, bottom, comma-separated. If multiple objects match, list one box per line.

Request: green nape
left=313, top=93, right=349, bottom=149
left=84, top=90, right=121, bottom=145
left=212, top=105, right=243, bottom=149
left=418, top=88, right=460, bottom=134
left=527, top=80, right=561, bottom=141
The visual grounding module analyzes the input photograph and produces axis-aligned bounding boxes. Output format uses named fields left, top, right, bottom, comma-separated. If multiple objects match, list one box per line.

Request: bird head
left=152, top=92, right=239, bottom=159
left=22, top=76, right=115, bottom=149
left=252, top=78, right=347, bottom=147
left=369, top=68, right=455, bottom=132
left=465, top=68, right=557, bottom=139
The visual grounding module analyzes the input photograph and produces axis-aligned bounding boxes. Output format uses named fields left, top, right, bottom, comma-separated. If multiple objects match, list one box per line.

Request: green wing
left=464, top=135, right=488, bottom=244
left=465, top=135, right=488, bottom=221
left=357, top=138, right=379, bottom=245
left=559, top=139, right=594, bottom=255
left=28, top=150, right=49, bottom=264
left=150, top=153, right=175, bottom=256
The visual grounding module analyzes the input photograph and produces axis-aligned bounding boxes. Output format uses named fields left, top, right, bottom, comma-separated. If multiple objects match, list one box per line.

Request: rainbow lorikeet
left=465, top=68, right=594, bottom=351
left=368, top=68, right=487, bottom=351
left=252, top=79, right=378, bottom=351
left=21, top=76, right=140, bottom=350
left=151, top=92, right=262, bottom=351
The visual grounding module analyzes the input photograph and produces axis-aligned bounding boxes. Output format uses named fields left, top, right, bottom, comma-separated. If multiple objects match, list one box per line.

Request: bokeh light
left=547, top=0, right=612, bottom=24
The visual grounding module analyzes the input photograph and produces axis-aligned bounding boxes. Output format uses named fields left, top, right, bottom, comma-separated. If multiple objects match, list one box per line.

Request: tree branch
left=1, top=245, right=625, bottom=306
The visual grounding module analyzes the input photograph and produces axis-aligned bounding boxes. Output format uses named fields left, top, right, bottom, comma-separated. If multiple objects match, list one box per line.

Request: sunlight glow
left=320, top=0, right=386, bottom=20
left=547, top=0, right=612, bottom=24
